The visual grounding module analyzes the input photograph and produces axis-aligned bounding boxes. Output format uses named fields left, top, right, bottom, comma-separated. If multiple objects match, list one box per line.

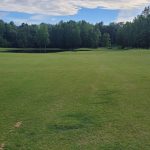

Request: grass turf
left=0, top=49, right=150, bottom=149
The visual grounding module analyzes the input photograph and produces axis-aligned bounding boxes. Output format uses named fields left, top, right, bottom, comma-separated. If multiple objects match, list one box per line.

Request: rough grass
left=0, top=49, right=150, bottom=150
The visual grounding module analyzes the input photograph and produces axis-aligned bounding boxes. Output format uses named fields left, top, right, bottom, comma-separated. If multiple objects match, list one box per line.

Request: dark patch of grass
left=48, top=124, right=84, bottom=132
left=92, top=89, right=118, bottom=105
left=65, top=113, right=94, bottom=125
left=48, top=113, right=94, bottom=132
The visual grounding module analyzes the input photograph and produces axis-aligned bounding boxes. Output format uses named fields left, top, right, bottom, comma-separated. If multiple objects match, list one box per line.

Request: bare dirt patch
left=0, top=143, right=5, bottom=150
left=14, top=121, right=22, bottom=128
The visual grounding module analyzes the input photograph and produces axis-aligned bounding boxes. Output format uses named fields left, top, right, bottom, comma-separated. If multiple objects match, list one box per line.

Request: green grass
left=0, top=49, right=150, bottom=150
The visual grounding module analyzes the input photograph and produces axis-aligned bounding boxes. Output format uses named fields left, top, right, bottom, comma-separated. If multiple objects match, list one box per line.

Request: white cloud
left=0, top=0, right=150, bottom=22
left=116, top=8, right=144, bottom=22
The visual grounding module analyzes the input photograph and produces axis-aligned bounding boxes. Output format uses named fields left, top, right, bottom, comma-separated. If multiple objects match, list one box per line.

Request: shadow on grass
left=0, top=49, right=69, bottom=53
left=0, top=47, right=136, bottom=53
left=0, top=48, right=99, bottom=53
left=0, top=48, right=117, bottom=53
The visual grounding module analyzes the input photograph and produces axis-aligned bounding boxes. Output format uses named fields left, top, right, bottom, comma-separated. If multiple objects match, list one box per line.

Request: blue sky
left=0, top=8, right=118, bottom=25
left=0, top=0, right=150, bottom=25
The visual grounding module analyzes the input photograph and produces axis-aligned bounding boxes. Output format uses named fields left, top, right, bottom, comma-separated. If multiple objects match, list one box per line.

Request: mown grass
left=0, top=49, right=150, bottom=150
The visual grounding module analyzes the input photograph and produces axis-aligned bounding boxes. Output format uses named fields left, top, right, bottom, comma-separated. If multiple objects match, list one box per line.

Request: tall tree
left=37, top=24, right=49, bottom=51
left=79, top=21, right=92, bottom=48
left=88, top=27, right=101, bottom=48
left=63, top=21, right=81, bottom=49
left=102, top=33, right=111, bottom=48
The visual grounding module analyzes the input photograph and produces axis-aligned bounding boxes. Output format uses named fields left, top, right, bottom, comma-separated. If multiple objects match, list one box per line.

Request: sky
left=0, top=0, right=150, bottom=25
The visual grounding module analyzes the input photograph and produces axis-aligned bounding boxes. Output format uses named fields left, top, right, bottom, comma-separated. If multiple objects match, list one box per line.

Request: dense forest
left=0, top=6, right=150, bottom=49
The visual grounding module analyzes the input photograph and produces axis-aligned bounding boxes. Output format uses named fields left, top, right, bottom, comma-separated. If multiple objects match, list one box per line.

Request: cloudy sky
left=0, top=0, right=150, bottom=25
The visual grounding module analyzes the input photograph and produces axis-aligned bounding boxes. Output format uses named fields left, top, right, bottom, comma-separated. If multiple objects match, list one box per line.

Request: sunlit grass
left=0, top=49, right=150, bottom=149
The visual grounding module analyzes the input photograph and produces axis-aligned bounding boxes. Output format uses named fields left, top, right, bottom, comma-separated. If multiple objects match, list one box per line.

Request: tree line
left=0, top=6, right=150, bottom=49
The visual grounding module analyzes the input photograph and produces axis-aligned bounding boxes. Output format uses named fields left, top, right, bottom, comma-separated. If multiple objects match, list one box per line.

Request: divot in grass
left=0, top=143, right=5, bottom=150
left=14, top=121, right=22, bottom=128
left=0, top=121, right=22, bottom=150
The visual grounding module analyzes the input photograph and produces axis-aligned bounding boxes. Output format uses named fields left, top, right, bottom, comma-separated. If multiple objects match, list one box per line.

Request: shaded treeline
left=0, top=6, right=150, bottom=49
